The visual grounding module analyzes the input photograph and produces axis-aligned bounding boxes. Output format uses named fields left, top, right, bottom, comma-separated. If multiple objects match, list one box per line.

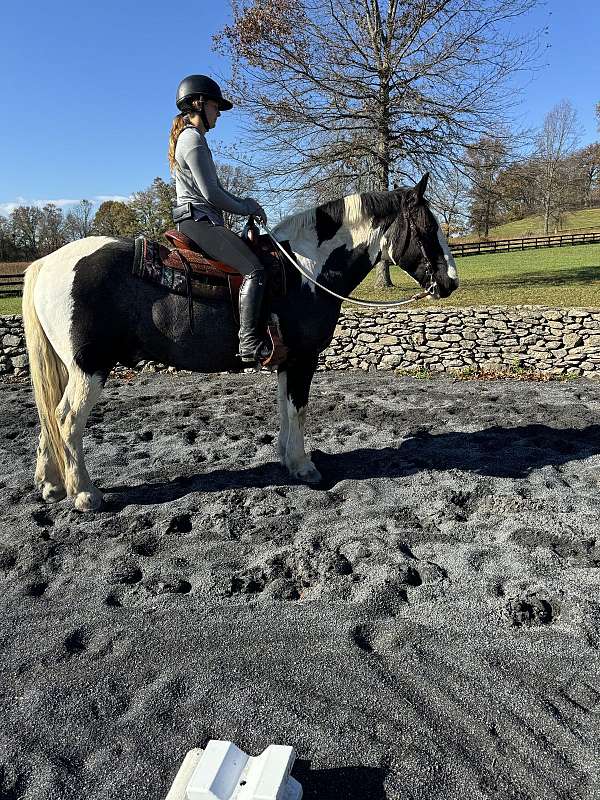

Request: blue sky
left=0, top=0, right=598, bottom=216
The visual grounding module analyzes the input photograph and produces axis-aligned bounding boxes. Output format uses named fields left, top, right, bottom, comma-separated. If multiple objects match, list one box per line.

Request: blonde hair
left=168, top=113, right=188, bottom=173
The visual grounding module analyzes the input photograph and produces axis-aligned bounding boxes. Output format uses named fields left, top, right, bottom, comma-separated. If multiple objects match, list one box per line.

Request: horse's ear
left=414, top=172, right=429, bottom=200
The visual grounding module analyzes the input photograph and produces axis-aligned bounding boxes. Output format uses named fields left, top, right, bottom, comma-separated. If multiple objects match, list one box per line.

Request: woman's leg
left=178, top=220, right=269, bottom=361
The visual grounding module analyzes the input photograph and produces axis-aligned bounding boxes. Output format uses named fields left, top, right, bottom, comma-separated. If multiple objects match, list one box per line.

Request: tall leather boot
left=238, top=270, right=270, bottom=363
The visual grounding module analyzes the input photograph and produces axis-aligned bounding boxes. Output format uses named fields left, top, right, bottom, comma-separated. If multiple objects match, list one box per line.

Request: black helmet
left=176, top=75, right=233, bottom=112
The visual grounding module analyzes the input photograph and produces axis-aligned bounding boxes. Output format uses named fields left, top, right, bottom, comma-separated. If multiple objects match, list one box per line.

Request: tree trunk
left=373, top=261, right=392, bottom=288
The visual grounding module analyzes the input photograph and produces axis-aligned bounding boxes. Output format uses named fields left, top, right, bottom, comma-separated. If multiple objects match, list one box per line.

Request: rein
left=262, top=215, right=437, bottom=310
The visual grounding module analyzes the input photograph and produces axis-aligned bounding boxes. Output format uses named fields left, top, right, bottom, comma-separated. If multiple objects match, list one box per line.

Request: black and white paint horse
left=23, top=174, right=458, bottom=511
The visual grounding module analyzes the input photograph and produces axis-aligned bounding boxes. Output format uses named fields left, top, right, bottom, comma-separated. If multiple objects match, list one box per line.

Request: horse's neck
left=282, top=218, right=382, bottom=293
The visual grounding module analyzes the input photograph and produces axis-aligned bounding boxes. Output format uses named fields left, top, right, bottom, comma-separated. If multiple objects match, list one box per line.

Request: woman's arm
left=181, top=133, right=252, bottom=216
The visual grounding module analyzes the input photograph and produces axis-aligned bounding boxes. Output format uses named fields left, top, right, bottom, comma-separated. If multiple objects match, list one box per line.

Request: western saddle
left=132, top=220, right=289, bottom=368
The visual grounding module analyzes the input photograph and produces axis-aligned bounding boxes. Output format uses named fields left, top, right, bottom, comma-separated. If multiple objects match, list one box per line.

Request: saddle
left=132, top=221, right=289, bottom=367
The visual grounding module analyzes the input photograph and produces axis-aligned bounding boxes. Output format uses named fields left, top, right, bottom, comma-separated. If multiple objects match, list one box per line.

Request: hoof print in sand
left=224, top=543, right=359, bottom=603
left=166, top=514, right=193, bottom=534
left=0, top=769, right=27, bottom=799
left=131, top=536, right=160, bottom=557
left=351, top=624, right=375, bottom=653
left=145, top=575, right=192, bottom=596
left=64, top=628, right=88, bottom=655
left=505, top=591, right=561, bottom=627
left=31, top=509, right=54, bottom=527
left=0, top=547, right=17, bottom=570
left=24, top=581, right=48, bottom=598
left=104, top=593, right=123, bottom=608
left=106, top=560, right=143, bottom=586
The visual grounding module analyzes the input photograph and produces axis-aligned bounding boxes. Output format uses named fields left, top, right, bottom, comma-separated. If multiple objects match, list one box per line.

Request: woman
left=168, top=74, right=269, bottom=363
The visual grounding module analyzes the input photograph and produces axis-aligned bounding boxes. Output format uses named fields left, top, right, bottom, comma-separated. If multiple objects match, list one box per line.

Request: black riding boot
left=238, top=270, right=269, bottom=363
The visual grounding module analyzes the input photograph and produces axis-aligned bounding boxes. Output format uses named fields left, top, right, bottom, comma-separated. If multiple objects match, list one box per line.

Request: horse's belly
left=142, top=295, right=241, bottom=373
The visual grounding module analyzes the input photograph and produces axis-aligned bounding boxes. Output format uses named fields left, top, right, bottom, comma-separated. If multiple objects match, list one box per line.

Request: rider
left=169, top=74, right=269, bottom=363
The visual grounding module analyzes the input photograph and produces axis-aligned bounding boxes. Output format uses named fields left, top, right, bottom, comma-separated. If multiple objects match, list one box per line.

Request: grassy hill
left=459, top=207, right=600, bottom=242
left=354, top=243, right=600, bottom=308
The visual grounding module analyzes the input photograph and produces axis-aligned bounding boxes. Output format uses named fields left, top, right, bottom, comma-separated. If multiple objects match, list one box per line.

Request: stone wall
left=0, top=316, right=28, bottom=376
left=321, top=307, right=600, bottom=377
left=2, top=307, right=599, bottom=378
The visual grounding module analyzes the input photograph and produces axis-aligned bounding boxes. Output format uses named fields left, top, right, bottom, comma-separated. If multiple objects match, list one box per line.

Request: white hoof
left=74, top=488, right=104, bottom=512
left=41, top=482, right=67, bottom=503
left=290, top=460, right=322, bottom=484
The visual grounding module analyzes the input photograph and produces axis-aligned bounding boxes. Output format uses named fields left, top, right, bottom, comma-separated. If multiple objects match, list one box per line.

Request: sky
left=0, top=0, right=599, bottom=216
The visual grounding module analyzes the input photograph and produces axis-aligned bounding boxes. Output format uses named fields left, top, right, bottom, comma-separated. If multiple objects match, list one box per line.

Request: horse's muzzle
left=435, top=274, right=459, bottom=298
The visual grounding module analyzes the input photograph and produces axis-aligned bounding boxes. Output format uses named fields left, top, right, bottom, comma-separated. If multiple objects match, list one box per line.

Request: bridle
left=404, top=208, right=438, bottom=299
left=262, top=207, right=439, bottom=310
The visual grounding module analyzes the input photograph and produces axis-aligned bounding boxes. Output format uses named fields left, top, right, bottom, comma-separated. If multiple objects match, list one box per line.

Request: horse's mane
left=273, top=189, right=411, bottom=239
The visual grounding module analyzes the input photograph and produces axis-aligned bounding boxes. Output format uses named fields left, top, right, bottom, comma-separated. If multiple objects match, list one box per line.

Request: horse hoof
left=74, top=490, right=104, bottom=513
left=42, top=483, right=67, bottom=503
left=291, top=462, right=322, bottom=484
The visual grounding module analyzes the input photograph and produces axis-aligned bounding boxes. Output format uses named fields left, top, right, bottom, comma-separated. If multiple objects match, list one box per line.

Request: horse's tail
left=22, top=258, right=68, bottom=485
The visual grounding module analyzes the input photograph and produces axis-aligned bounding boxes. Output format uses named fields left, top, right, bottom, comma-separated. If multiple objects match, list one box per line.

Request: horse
left=22, top=173, right=458, bottom=512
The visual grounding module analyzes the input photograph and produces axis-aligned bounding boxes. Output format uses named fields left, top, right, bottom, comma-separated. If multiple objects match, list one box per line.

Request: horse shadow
left=292, top=762, right=387, bottom=799
left=103, top=423, right=600, bottom=509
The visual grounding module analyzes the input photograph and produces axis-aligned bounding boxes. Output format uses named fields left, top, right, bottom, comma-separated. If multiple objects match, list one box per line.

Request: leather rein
left=262, top=211, right=438, bottom=309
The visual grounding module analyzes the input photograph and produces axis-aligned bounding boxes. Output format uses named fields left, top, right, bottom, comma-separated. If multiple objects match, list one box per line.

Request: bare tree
left=217, top=161, right=257, bottom=230
left=39, top=204, right=67, bottom=255
left=494, top=159, right=540, bottom=224
left=0, top=215, right=18, bottom=261
left=570, top=143, right=600, bottom=209
left=429, top=167, right=469, bottom=237
left=65, top=199, right=95, bottom=240
left=216, top=0, right=541, bottom=282
left=465, top=137, right=508, bottom=238
left=535, top=100, right=581, bottom=234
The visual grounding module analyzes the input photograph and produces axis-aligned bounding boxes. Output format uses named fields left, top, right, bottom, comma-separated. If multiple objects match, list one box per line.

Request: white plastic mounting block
left=165, top=741, right=303, bottom=800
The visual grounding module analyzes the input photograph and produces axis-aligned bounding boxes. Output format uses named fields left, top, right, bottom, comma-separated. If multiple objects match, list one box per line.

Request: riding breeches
left=177, top=219, right=263, bottom=277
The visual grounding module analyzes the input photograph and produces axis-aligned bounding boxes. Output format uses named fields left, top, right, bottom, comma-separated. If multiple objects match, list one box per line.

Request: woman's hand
left=245, top=198, right=267, bottom=226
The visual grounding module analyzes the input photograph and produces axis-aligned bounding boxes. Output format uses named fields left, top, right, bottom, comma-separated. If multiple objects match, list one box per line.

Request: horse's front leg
left=277, top=356, right=322, bottom=484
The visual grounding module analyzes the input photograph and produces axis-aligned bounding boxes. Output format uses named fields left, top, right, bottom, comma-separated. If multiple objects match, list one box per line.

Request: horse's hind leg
left=56, top=365, right=105, bottom=512
left=35, top=427, right=66, bottom=502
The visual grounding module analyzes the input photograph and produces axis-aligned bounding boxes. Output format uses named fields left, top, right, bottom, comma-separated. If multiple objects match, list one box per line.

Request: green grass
left=353, top=243, right=600, bottom=308
left=458, top=208, right=600, bottom=241
left=0, top=295, right=22, bottom=315
left=0, top=262, right=26, bottom=316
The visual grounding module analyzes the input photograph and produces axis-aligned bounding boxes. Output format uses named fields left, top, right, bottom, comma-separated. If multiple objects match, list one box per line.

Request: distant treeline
left=0, top=163, right=254, bottom=261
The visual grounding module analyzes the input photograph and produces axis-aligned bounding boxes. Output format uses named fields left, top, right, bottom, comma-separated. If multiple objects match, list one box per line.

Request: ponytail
left=168, top=113, right=188, bottom=173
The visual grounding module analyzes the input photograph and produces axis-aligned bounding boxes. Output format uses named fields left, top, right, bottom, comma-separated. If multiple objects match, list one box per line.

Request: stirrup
left=238, top=341, right=271, bottom=364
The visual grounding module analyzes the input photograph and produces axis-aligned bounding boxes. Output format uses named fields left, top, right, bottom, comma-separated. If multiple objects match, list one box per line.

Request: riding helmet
left=176, top=75, right=233, bottom=111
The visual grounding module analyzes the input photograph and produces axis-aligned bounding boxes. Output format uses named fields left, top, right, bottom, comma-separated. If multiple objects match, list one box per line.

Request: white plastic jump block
left=165, top=740, right=303, bottom=800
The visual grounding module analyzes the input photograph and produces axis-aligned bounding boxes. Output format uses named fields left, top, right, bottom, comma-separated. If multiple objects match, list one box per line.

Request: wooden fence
left=0, top=274, right=25, bottom=294
left=449, top=230, right=600, bottom=258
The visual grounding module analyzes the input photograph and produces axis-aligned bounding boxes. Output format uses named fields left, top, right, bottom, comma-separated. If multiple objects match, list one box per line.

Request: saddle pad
left=133, top=236, right=241, bottom=301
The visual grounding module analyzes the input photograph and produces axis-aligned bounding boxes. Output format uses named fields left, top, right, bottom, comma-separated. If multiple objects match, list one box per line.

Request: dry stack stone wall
left=1, top=307, right=599, bottom=378
left=322, top=307, right=600, bottom=377
left=0, top=316, right=28, bottom=376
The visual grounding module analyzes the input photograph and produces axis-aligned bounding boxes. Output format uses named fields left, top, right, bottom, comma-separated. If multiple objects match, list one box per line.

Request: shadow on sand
left=294, top=762, right=387, bottom=799
left=104, top=423, right=600, bottom=509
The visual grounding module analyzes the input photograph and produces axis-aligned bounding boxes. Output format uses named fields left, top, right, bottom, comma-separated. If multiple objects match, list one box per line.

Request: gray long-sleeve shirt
left=174, top=126, right=252, bottom=226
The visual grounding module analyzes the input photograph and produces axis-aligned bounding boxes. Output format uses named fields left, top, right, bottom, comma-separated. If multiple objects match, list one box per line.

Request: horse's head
left=379, top=174, right=459, bottom=299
